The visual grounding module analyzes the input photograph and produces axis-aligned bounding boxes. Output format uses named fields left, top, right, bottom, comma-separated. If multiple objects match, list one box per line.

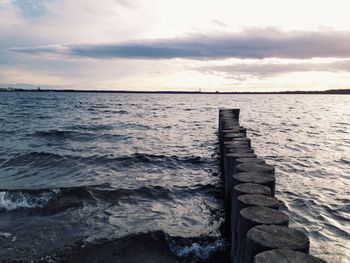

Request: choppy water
left=0, top=92, right=349, bottom=262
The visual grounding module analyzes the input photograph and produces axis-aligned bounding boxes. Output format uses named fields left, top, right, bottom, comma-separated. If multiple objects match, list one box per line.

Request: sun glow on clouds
left=1, top=0, right=350, bottom=91
left=147, top=0, right=350, bottom=36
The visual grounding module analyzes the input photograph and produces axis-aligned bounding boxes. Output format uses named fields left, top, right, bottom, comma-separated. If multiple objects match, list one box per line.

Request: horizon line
left=1, top=87, right=349, bottom=95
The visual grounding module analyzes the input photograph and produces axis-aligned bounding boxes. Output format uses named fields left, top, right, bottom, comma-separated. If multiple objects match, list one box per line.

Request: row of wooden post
left=219, top=109, right=326, bottom=263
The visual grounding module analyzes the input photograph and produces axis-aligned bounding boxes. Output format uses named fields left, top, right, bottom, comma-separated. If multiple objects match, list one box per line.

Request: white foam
left=0, top=232, right=17, bottom=242
left=0, top=189, right=59, bottom=211
left=171, top=238, right=226, bottom=261
left=0, top=232, right=12, bottom=238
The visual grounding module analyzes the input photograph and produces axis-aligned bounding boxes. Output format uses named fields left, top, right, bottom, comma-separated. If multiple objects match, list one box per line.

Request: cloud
left=7, top=28, right=350, bottom=60
left=0, top=0, right=151, bottom=47
left=8, top=44, right=70, bottom=54
left=13, top=0, right=47, bottom=18
left=211, top=19, right=227, bottom=27
left=194, top=59, right=350, bottom=79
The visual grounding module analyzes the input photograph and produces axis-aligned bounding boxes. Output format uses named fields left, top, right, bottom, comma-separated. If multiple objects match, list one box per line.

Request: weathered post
left=231, top=194, right=280, bottom=262
left=232, top=172, right=276, bottom=197
left=245, top=225, right=310, bottom=263
left=254, top=249, right=327, bottom=263
left=236, top=162, right=275, bottom=175
left=230, top=184, right=272, bottom=261
left=236, top=206, right=289, bottom=263
left=218, top=109, right=326, bottom=263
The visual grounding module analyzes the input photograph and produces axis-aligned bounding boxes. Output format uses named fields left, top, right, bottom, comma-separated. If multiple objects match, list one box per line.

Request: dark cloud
left=9, top=45, right=68, bottom=54
left=8, top=28, right=350, bottom=60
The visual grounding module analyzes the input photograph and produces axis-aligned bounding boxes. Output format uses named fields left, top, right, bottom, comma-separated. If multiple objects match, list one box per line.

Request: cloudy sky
left=1, top=0, right=350, bottom=91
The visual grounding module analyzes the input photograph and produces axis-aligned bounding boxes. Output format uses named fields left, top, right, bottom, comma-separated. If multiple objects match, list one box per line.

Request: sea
left=0, top=92, right=349, bottom=262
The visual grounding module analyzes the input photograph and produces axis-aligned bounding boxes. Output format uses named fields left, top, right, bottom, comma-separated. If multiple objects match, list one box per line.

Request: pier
left=218, top=109, right=326, bottom=263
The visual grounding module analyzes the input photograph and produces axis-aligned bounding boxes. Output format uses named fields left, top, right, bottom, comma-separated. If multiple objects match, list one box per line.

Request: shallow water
left=0, top=92, right=349, bottom=262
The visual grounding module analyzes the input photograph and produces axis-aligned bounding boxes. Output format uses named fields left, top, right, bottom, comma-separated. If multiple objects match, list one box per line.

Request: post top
left=254, top=248, right=326, bottom=263
left=240, top=206, right=289, bottom=225
left=238, top=194, right=279, bottom=208
left=247, top=225, right=309, bottom=251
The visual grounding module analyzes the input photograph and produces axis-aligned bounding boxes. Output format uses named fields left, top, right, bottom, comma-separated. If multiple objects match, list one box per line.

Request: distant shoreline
left=0, top=88, right=349, bottom=95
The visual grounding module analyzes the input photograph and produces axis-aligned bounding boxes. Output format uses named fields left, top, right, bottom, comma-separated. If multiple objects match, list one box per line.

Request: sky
left=1, top=0, right=350, bottom=91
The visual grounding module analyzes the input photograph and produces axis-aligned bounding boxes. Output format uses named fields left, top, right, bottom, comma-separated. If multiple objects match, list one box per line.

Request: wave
left=169, top=236, right=227, bottom=262
left=0, top=186, right=96, bottom=212
left=91, top=184, right=221, bottom=203
left=33, top=130, right=85, bottom=139
left=0, top=183, right=219, bottom=213
left=126, top=152, right=209, bottom=165
left=0, top=151, right=71, bottom=168
left=31, top=129, right=127, bottom=142
left=90, top=185, right=172, bottom=202
left=115, top=121, right=152, bottom=130
left=65, top=124, right=114, bottom=131
left=101, top=109, right=128, bottom=114
left=52, top=231, right=227, bottom=263
left=1, top=151, right=211, bottom=170
left=0, top=130, right=14, bottom=135
left=0, top=189, right=59, bottom=211
left=335, top=158, right=350, bottom=165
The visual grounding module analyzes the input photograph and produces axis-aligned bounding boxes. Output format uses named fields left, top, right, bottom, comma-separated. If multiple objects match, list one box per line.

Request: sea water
left=0, top=92, right=349, bottom=262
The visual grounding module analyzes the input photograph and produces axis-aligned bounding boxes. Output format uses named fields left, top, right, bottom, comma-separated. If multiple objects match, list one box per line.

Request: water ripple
left=0, top=92, right=348, bottom=262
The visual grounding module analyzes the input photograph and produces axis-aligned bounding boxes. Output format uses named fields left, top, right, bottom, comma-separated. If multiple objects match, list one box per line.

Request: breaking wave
left=0, top=189, right=59, bottom=211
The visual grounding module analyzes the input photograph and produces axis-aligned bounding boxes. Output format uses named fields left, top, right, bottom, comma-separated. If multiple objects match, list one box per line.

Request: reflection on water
left=0, top=92, right=349, bottom=262
left=238, top=95, right=350, bottom=263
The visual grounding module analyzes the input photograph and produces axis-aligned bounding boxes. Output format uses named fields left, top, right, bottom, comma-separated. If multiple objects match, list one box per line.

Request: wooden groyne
left=219, top=109, right=326, bottom=263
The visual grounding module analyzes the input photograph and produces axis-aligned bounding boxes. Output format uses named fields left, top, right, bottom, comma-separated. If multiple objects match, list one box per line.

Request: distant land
left=0, top=86, right=349, bottom=94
